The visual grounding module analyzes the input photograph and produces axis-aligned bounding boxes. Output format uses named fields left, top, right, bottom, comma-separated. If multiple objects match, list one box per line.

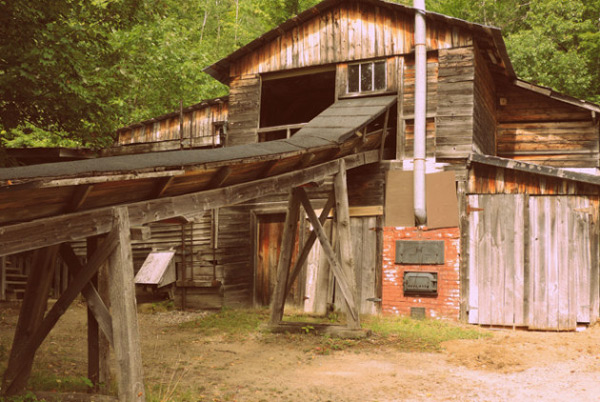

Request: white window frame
left=347, top=60, right=387, bottom=94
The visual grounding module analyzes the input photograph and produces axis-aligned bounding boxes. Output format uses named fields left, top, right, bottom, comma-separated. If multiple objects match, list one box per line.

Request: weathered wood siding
left=227, top=75, right=261, bottom=145
left=468, top=193, right=600, bottom=329
left=496, top=83, right=599, bottom=167
left=304, top=216, right=381, bottom=315
left=229, top=2, right=473, bottom=78
left=473, top=45, right=496, bottom=155
left=400, top=55, right=438, bottom=159
left=468, top=194, right=526, bottom=326
left=528, top=196, right=599, bottom=329
left=117, top=101, right=228, bottom=147
left=469, top=163, right=600, bottom=196
left=436, top=47, right=475, bottom=159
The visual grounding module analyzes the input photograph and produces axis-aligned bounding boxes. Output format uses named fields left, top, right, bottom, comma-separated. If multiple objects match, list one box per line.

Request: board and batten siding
left=468, top=193, right=600, bottom=330
left=473, top=44, right=496, bottom=155
left=227, top=75, right=261, bottom=146
left=117, top=101, right=228, bottom=147
left=436, top=46, right=475, bottom=159
left=496, top=83, right=599, bottom=168
left=229, top=2, right=473, bottom=78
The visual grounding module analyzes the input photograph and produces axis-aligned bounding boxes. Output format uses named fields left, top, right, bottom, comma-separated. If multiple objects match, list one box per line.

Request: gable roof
left=204, top=0, right=514, bottom=84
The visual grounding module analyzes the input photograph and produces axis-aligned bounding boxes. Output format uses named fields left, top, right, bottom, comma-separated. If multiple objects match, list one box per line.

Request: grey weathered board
left=468, top=194, right=599, bottom=330
left=528, top=196, right=598, bottom=330
left=468, top=194, right=526, bottom=326
left=304, top=216, right=379, bottom=315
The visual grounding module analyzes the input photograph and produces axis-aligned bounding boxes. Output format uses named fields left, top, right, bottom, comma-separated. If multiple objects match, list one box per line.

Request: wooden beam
left=333, top=159, right=360, bottom=329
left=0, top=150, right=380, bottom=257
left=2, top=246, right=58, bottom=396
left=379, top=109, right=390, bottom=160
left=59, top=243, right=114, bottom=345
left=208, top=166, right=232, bottom=188
left=285, top=192, right=335, bottom=296
left=297, top=187, right=359, bottom=324
left=108, top=207, right=145, bottom=401
left=130, top=226, right=151, bottom=241
left=260, top=160, right=280, bottom=178
left=66, top=184, right=93, bottom=213
left=154, top=176, right=175, bottom=198
left=296, top=153, right=316, bottom=170
left=269, top=188, right=302, bottom=324
left=0, top=256, right=5, bottom=301
left=86, top=237, right=100, bottom=391
left=2, top=233, right=118, bottom=396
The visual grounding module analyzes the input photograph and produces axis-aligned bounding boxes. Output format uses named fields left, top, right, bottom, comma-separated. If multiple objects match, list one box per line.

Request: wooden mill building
left=1, top=0, right=600, bottom=397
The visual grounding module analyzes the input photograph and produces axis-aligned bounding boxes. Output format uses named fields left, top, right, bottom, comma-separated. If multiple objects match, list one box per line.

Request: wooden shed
left=2, top=1, right=600, bottom=396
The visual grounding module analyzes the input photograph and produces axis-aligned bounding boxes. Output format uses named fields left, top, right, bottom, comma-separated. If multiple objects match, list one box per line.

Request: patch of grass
left=3, top=391, right=41, bottom=401
left=27, top=372, right=94, bottom=393
left=363, top=315, right=491, bottom=352
left=179, top=308, right=267, bottom=338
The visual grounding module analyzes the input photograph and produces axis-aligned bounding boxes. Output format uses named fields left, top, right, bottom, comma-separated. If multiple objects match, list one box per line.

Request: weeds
left=179, top=308, right=266, bottom=339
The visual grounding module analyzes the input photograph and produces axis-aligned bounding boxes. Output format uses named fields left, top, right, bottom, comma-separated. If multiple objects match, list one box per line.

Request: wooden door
left=528, top=196, right=599, bottom=330
left=256, top=214, right=285, bottom=306
left=468, top=194, right=599, bottom=330
left=255, top=214, right=303, bottom=307
left=468, top=194, right=526, bottom=326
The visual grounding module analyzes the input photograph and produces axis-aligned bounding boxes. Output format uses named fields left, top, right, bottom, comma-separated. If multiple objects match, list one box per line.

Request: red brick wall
left=382, top=226, right=460, bottom=320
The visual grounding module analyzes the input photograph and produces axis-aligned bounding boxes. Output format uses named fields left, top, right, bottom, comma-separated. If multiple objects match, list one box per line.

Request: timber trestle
left=268, top=160, right=369, bottom=337
left=1, top=207, right=145, bottom=401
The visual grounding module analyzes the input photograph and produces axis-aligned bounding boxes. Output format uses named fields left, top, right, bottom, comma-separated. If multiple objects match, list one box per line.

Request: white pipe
left=413, top=0, right=427, bottom=225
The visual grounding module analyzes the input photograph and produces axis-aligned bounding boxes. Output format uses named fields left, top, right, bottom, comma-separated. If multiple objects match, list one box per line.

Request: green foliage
left=429, top=0, right=600, bottom=103
left=1, top=0, right=598, bottom=149
left=28, top=372, right=94, bottom=393
left=179, top=308, right=267, bottom=338
left=363, top=315, right=490, bottom=351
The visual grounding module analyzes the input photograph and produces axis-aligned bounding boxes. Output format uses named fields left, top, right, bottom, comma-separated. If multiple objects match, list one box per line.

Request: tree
left=0, top=0, right=140, bottom=148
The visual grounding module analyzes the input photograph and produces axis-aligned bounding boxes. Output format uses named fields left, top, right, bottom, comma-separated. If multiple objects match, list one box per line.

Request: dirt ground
left=2, top=302, right=600, bottom=402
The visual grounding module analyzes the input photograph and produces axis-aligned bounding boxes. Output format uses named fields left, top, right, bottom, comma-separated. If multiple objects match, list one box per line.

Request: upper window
left=348, top=61, right=386, bottom=94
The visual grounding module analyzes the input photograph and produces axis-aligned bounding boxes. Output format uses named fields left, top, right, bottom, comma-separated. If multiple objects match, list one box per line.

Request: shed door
left=255, top=214, right=302, bottom=307
left=468, top=194, right=526, bottom=326
left=528, top=196, right=599, bottom=330
left=468, top=194, right=599, bottom=330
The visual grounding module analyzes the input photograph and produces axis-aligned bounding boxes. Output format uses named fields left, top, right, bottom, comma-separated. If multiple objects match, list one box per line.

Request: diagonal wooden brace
left=297, top=187, right=359, bottom=325
left=2, top=229, right=119, bottom=395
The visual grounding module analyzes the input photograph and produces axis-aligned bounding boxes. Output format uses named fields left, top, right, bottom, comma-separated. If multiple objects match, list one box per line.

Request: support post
left=333, top=160, right=360, bottom=329
left=270, top=188, right=302, bottom=324
left=2, top=246, right=58, bottom=395
left=87, top=237, right=100, bottom=391
left=1, top=255, right=6, bottom=301
left=108, top=207, right=145, bottom=402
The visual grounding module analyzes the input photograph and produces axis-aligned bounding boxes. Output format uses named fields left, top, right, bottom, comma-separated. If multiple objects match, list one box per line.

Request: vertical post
left=2, top=246, right=58, bottom=395
left=87, top=237, right=100, bottom=391
left=1, top=255, right=6, bottom=301
left=270, top=188, right=302, bottom=324
left=333, top=160, right=361, bottom=329
left=108, top=207, right=145, bottom=402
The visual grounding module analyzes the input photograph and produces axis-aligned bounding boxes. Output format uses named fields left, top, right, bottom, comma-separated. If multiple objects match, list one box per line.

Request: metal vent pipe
left=413, top=0, right=427, bottom=225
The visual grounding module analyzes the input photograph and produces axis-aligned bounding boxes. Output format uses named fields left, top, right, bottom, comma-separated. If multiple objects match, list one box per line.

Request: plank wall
left=469, top=163, right=600, bottom=196
left=436, top=47, right=475, bottom=159
left=400, top=54, right=438, bottom=159
left=496, top=83, right=599, bottom=168
left=227, top=75, right=261, bottom=145
left=117, top=101, right=228, bottom=147
left=229, top=2, right=473, bottom=78
left=473, top=44, right=496, bottom=155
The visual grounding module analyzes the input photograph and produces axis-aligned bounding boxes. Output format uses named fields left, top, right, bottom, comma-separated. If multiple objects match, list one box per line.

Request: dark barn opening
left=259, top=69, right=336, bottom=141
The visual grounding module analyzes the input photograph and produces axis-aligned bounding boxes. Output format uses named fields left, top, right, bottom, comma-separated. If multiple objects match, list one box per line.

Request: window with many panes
left=347, top=60, right=386, bottom=94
